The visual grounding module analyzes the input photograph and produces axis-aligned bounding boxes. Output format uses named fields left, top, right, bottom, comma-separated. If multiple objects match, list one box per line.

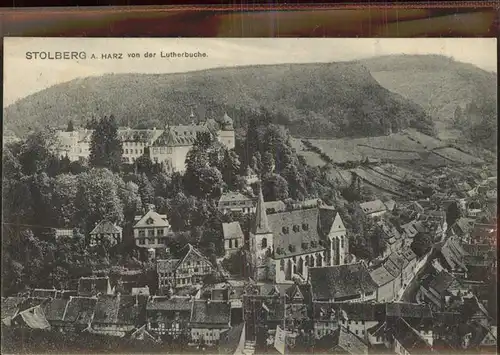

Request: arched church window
left=280, top=259, right=285, bottom=271
left=261, top=238, right=267, bottom=249
left=341, top=236, right=344, bottom=248
left=316, top=254, right=323, bottom=267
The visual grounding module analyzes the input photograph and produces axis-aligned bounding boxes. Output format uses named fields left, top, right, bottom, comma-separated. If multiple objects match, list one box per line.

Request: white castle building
left=52, top=112, right=235, bottom=173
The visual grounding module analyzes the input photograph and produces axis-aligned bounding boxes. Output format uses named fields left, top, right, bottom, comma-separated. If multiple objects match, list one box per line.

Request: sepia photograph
left=2, top=37, right=497, bottom=354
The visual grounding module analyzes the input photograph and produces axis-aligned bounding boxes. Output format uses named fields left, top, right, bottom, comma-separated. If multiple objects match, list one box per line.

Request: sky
left=3, top=37, right=497, bottom=107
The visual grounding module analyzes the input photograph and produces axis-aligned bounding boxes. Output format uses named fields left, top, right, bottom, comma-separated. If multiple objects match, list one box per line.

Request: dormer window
left=293, top=225, right=299, bottom=233
left=301, top=242, right=308, bottom=250
left=147, top=218, right=154, bottom=225
left=302, top=223, right=309, bottom=231
left=282, top=227, right=289, bottom=234
left=311, top=241, right=317, bottom=248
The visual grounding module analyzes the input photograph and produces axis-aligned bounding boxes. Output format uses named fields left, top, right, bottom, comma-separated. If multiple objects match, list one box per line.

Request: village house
left=378, top=220, right=403, bottom=257
left=48, top=296, right=98, bottom=333
left=391, top=317, right=434, bottom=355
left=338, top=303, right=386, bottom=343
left=89, top=220, right=123, bottom=247
left=218, top=192, right=255, bottom=215
left=146, top=296, right=192, bottom=339
left=312, top=301, right=340, bottom=339
left=449, top=217, right=476, bottom=243
left=370, top=263, right=398, bottom=302
left=133, top=206, right=171, bottom=249
left=249, top=188, right=350, bottom=283
left=10, top=300, right=51, bottom=330
left=222, top=222, right=244, bottom=257
left=190, top=299, right=232, bottom=346
left=157, top=243, right=215, bottom=292
left=77, top=276, right=113, bottom=297
left=314, top=326, right=369, bottom=355
left=309, top=262, right=378, bottom=303
left=90, top=294, right=148, bottom=337
left=359, top=199, right=388, bottom=218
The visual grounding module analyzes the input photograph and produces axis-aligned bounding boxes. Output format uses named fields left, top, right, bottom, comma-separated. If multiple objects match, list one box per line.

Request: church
left=249, top=187, right=352, bottom=283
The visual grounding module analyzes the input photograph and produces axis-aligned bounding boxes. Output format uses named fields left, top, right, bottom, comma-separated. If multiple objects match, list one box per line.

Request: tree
left=135, top=153, right=154, bottom=177
left=66, top=120, right=75, bottom=132
left=262, top=174, right=289, bottom=201
left=411, top=232, right=432, bottom=257
left=89, top=115, right=123, bottom=173
left=75, top=168, right=124, bottom=234
left=137, top=173, right=155, bottom=208
left=18, top=130, right=58, bottom=176
left=52, top=174, right=79, bottom=227
left=221, top=149, right=241, bottom=189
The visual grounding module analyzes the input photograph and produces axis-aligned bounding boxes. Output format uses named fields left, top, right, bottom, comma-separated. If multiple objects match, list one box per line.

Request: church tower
left=328, top=213, right=348, bottom=265
left=249, top=185, right=273, bottom=281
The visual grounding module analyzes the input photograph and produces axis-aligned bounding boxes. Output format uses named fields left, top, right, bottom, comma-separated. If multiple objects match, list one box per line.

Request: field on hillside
left=289, top=138, right=326, bottom=167
left=306, top=133, right=424, bottom=164
left=297, top=131, right=485, bottom=167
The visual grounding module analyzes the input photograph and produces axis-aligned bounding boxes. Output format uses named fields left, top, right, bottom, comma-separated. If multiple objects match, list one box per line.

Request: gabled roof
left=392, top=317, right=433, bottom=354
left=370, top=265, right=396, bottom=286
left=339, top=303, right=385, bottom=322
left=315, top=326, right=368, bottom=355
left=252, top=186, right=271, bottom=235
left=222, top=222, right=244, bottom=240
left=118, top=128, right=163, bottom=144
left=63, top=296, right=97, bottom=324
left=385, top=253, right=405, bottom=278
left=386, top=303, right=433, bottom=319
left=359, top=199, right=387, bottom=215
left=309, top=263, right=378, bottom=301
left=400, top=246, right=417, bottom=263
left=219, top=192, right=253, bottom=203
left=90, top=220, right=122, bottom=235
left=146, top=296, right=192, bottom=311
left=190, top=300, right=231, bottom=327
left=133, top=210, right=169, bottom=228
left=78, top=277, right=110, bottom=296
left=152, top=124, right=211, bottom=147
left=268, top=208, right=326, bottom=259
left=42, top=298, right=69, bottom=322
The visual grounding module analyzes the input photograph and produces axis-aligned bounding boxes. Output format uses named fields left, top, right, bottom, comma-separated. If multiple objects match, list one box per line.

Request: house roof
left=268, top=208, right=327, bottom=259
left=63, top=296, right=97, bottom=324
left=392, top=317, right=433, bottom=354
left=429, top=271, right=455, bottom=296
left=222, top=222, right=244, bottom=240
left=400, top=246, right=417, bottom=262
left=383, top=199, right=396, bottom=211
left=315, top=327, right=368, bottom=355
left=219, top=323, right=245, bottom=355
left=92, top=294, right=147, bottom=325
left=42, top=298, right=69, bottom=322
left=453, top=217, right=476, bottom=236
left=156, top=259, right=180, bottom=274
left=219, top=192, right=253, bottom=203
left=439, top=237, right=468, bottom=271
left=146, top=296, right=192, bottom=311
left=78, top=277, right=110, bottom=296
left=90, top=220, right=122, bottom=235
left=386, top=303, right=433, bottom=319
left=1, top=297, right=24, bottom=320
left=313, top=301, right=340, bottom=322
left=252, top=187, right=272, bottom=235
left=370, top=265, right=396, bottom=286
left=384, top=253, right=405, bottom=278
left=309, top=263, right=378, bottom=300
left=339, top=303, right=385, bottom=322
left=359, top=199, right=387, bottom=215
left=31, top=289, right=58, bottom=299
left=133, top=210, right=169, bottom=229
left=190, top=300, right=231, bottom=327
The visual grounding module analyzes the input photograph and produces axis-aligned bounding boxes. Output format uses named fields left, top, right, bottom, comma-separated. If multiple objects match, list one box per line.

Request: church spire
left=252, top=185, right=271, bottom=235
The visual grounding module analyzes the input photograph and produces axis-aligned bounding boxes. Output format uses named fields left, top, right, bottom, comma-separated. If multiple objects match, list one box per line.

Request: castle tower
left=249, top=185, right=273, bottom=281
left=218, top=112, right=235, bottom=150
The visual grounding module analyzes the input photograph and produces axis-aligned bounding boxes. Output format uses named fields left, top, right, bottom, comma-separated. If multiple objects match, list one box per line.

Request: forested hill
left=359, top=55, right=497, bottom=148
left=4, top=61, right=434, bottom=139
